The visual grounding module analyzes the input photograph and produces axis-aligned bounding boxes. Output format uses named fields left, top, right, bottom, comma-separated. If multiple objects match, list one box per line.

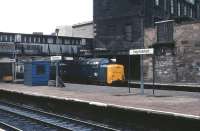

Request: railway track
left=0, top=121, right=22, bottom=131
left=0, top=101, right=119, bottom=131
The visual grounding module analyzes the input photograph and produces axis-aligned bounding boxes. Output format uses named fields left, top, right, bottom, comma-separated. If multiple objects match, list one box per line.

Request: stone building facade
left=72, top=21, right=94, bottom=38
left=145, top=21, right=200, bottom=83
left=56, top=21, right=94, bottom=38
left=93, top=0, right=200, bottom=81
left=94, top=0, right=200, bottom=54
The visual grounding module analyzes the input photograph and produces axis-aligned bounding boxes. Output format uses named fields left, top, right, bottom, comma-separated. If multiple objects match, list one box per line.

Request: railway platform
left=130, top=81, right=200, bottom=92
left=0, top=83, right=199, bottom=120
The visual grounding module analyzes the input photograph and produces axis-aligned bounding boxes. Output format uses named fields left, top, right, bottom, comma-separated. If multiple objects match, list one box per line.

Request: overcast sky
left=0, top=0, right=93, bottom=34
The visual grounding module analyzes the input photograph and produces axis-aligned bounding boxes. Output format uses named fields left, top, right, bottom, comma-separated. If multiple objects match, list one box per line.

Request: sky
left=0, top=0, right=93, bottom=34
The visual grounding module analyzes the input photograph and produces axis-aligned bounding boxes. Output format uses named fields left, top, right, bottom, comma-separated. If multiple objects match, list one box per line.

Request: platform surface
left=0, top=83, right=200, bottom=118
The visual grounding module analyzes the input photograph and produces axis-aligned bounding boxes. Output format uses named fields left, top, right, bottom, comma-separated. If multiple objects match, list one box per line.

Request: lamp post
left=139, top=0, right=145, bottom=95
left=55, top=29, right=59, bottom=87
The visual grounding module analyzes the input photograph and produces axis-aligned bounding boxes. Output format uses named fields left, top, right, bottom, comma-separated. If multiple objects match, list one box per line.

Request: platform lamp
left=55, top=29, right=59, bottom=41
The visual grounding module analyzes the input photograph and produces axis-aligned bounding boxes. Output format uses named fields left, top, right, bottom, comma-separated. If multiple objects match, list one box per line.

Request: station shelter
left=24, top=61, right=50, bottom=86
left=0, top=58, right=15, bottom=82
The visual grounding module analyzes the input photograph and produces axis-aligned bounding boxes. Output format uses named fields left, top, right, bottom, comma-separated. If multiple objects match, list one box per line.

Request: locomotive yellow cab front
left=106, top=64, right=125, bottom=85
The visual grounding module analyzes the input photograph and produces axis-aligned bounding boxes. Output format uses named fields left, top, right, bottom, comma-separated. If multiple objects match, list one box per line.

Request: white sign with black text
left=50, top=56, right=62, bottom=61
left=129, top=48, right=154, bottom=55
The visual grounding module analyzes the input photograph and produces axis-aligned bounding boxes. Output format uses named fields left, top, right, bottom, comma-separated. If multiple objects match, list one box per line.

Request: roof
left=72, top=21, right=93, bottom=28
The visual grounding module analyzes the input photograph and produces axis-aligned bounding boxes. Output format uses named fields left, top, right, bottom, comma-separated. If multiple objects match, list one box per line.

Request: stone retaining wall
left=144, top=22, right=200, bottom=83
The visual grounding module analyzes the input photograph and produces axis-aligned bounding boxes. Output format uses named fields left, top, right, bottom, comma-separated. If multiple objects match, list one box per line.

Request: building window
left=4, top=35, right=7, bottom=41
left=184, top=5, right=187, bottom=16
left=28, top=37, right=31, bottom=43
left=197, top=4, right=200, bottom=18
left=178, top=2, right=181, bottom=16
left=64, top=39, right=70, bottom=45
left=71, top=40, right=75, bottom=45
left=103, top=0, right=111, bottom=13
left=9, top=35, right=12, bottom=42
left=81, top=39, right=86, bottom=46
left=164, top=0, right=167, bottom=11
left=15, top=34, right=21, bottom=43
left=107, top=24, right=116, bottom=35
left=155, top=0, right=159, bottom=6
left=36, top=37, right=40, bottom=43
left=125, top=24, right=133, bottom=42
left=170, top=0, right=174, bottom=14
left=25, top=36, right=28, bottom=43
left=2, top=35, right=8, bottom=42
left=33, top=37, right=36, bottom=43
left=43, top=38, right=46, bottom=43
left=23, top=36, right=27, bottom=43
left=190, top=8, right=193, bottom=17
left=0, top=35, right=2, bottom=41
left=56, top=38, right=62, bottom=44
left=47, top=38, right=53, bottom=44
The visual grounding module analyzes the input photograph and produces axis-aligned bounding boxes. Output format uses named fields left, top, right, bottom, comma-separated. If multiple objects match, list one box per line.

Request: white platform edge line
left=1, top=89, right=199, bottom=120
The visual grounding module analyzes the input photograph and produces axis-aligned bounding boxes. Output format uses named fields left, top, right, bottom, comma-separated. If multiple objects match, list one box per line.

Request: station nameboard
left=129, top=48, right=154, bottom=55
left=0, top=58, right=16, bottom=63
left=50, top=56, right=62, bottom=61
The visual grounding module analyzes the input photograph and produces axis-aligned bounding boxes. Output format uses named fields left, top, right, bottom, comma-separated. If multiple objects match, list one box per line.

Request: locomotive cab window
left=36, top=65, right=45, bottom=75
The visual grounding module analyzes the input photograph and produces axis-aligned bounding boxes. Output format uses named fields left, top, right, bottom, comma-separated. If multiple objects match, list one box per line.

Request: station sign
left=129, top=48, right=154, bottom=55
left=50, top=56, right=62, bottom=61
left=64, top=57, right=74, bottom=61
left=0, top=58, right=16, bottom=63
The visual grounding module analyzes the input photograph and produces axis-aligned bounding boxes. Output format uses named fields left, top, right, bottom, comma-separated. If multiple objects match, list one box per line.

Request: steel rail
left=0, top=108, right=72, bottom=131
left=0, top=121, right=22, bottom=131
left=0, top=101, right=119, bottom=131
